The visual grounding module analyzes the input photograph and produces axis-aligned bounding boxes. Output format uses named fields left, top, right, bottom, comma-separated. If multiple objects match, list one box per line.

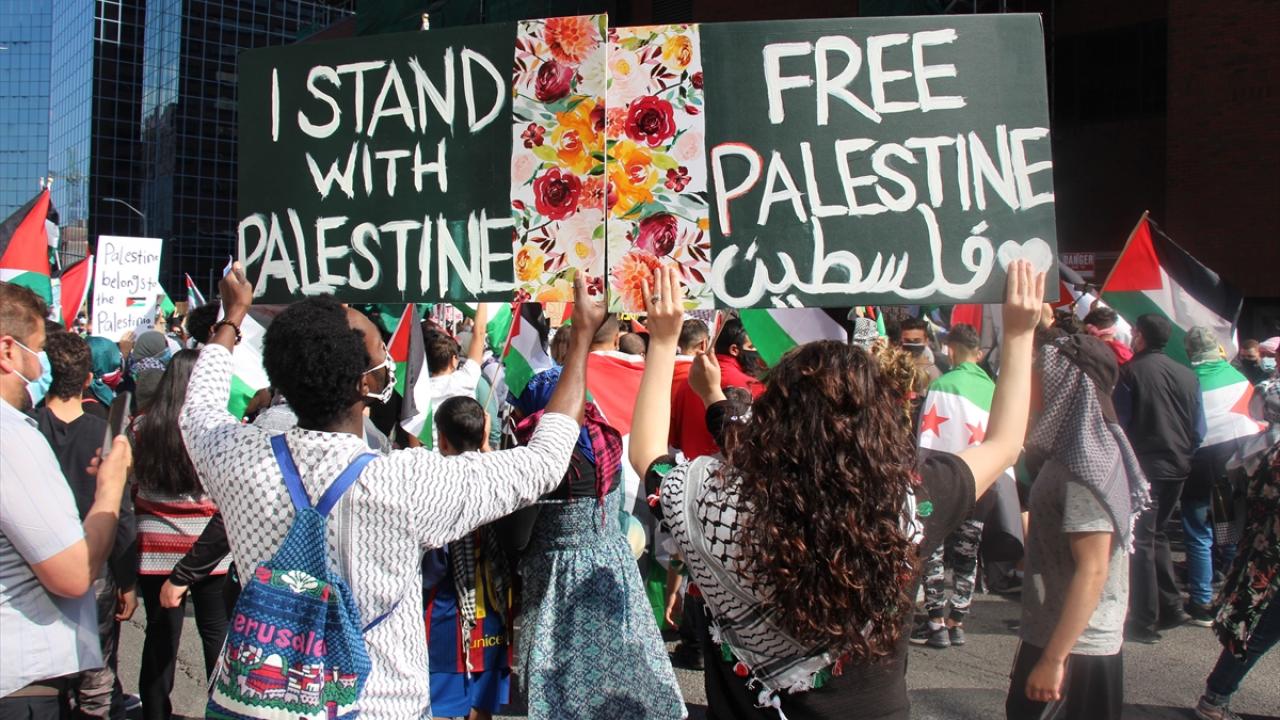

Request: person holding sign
left=179, top=265, right=603, bottom=718
left=630, top=262, right=1043, bottom=719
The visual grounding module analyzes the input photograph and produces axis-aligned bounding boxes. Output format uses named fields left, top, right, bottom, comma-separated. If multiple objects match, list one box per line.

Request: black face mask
left=1240, top=357, right=1259, bottom=367
left=737, top=348, right=765, bottom=377
left=902, top=342, right=927, bottom=356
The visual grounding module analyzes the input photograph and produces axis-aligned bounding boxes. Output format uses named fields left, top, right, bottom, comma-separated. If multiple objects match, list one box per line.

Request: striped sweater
left=133, top=489, right=230, bottom=576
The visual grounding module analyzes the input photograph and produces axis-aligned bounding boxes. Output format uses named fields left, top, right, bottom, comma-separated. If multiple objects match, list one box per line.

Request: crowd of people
left=1, top=261, right=1277, bottom=720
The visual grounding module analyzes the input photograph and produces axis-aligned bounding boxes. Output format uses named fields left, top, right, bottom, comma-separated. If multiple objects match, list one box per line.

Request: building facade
left=140, top=0, right=354, bottom=298
left=0, top=1, right=52, bottom=221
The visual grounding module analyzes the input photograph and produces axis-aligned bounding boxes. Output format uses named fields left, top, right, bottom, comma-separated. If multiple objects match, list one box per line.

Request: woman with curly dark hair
left=630, top=263, right=1044, bottom=719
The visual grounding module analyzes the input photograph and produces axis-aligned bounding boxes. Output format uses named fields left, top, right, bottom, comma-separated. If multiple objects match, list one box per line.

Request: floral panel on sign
left=606, top=24, right=712, bottom=312
left=510, top=16, right=609, bottom=304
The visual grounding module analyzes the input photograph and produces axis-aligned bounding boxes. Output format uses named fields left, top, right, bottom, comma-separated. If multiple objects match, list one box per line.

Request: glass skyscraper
left=141, top=0, right=354, bottom=297
left=0, top=1, right=52, bottom=221
left=47, top=0, right=149, bottom=264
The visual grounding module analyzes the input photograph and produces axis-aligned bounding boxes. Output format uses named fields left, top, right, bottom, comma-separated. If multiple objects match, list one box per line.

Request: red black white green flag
left=0, top=189, right=55, bottom=303
left=58, top=255, right=94, bottom=328
left=1101, top=213, right=1241, bottom=366
left=388, top=303, right=432, bottom=447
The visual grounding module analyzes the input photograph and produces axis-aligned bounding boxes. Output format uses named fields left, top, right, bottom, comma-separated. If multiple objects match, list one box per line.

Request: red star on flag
left=1229, top=385, right=1268, bottom=432
left=920, top=405, right=949, bottom=436
left=966, top=422, right=986, bottom=444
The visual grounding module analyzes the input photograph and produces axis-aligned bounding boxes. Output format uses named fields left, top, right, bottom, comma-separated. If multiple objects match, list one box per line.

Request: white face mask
left=1263, top=356, right=1278, bottom=374
left=363, top=348, right=396, bottom=404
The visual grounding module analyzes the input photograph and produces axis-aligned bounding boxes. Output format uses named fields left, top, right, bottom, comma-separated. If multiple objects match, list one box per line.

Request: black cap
left=1054, top=334, right=1120, bottom=423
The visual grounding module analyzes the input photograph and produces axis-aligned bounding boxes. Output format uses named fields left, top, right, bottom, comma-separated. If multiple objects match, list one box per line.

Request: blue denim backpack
left=207, top=435, right=383, bottom=719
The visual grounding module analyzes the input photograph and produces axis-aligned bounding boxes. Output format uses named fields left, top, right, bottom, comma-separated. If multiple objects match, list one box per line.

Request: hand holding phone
left=102, top=392, right=132, bottom=457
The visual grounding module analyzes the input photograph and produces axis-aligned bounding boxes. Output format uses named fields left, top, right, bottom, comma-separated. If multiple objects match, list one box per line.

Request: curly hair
left=185, top=302, right=221, bottom=345
left=723, top=341, right=919, bottom=660
left=263, top=296, right=370, bottom=429
left=873, top=344, right=927, bottom=425
left=44, top=330, right=92, bottom=400
left=133, top=350, right=201, bottom=495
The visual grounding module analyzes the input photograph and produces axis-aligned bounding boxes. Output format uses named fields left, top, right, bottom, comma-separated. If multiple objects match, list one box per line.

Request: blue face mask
left=25, top=350, right=53, bottom=406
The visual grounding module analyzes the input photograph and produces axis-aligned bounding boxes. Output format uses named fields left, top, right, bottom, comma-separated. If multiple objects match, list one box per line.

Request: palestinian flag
left=918, top=362, right=996, bottom=454
left=1194, top=360, right=1265, bottom=447
left=738, top=308, right=850, bottom=367
left=389, top=303, right=432, bottom=447
left=58, top=255, right=94, bottom=328
left=0, top=189, right=54, bottom=302
left=228, top=312, right=271, bottom=420
left=1102, top=213, right=1242, bottom=366
left=185, top=273, right=207, bottom=307
left=502, top=303, right=553, bottom=399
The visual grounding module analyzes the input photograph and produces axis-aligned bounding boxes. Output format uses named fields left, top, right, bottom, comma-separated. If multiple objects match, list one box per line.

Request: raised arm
left=543, top=273, right=606, bottom=424
left=629, top=267, right=684, bottom=477
left=411, top=274, right=607, bottom=547
left=957, top=260, right=1045, bottom=500
left=466, top=303, right=488, bottom=364
left=179, top=264, right=255, bottom=488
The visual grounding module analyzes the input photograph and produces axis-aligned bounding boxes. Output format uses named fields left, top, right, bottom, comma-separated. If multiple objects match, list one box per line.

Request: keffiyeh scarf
left=1026, top=339, right=1150, bottom=551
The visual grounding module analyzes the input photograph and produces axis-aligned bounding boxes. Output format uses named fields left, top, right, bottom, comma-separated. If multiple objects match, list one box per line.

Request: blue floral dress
left=517, top=485, right=686, bottom=719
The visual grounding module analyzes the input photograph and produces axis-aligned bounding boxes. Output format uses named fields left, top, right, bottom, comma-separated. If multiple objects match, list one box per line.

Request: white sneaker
left=1194, top=696, right=1242, bottom=720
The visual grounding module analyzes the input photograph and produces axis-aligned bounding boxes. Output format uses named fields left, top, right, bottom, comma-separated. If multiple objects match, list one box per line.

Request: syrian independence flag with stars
left=918, top=363, right=996, bottom=454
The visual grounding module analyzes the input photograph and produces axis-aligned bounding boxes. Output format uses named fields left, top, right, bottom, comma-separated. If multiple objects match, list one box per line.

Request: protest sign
left=699, top=15, right=1058, bottom=308
left=242, top=13, right=1055, bottom=310
left=91, top=235, right=164, bottom=341
left=237, top=15, right=607, bottom=305
left=608, top=15, right=1058, bottom=310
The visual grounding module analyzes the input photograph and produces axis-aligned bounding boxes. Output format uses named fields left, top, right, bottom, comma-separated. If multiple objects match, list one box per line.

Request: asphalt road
left=117, top=587, right=1278, bottom=719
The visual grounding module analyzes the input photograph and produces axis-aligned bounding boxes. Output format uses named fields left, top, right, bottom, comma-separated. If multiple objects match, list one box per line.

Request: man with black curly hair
left=179, top=264, right=604, bottom=718
left=182, top=302, right=221, bottom=347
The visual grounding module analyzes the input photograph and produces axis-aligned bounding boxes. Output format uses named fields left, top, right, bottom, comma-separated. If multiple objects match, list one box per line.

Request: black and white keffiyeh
left=1026, top=338, right=1151, bottom=551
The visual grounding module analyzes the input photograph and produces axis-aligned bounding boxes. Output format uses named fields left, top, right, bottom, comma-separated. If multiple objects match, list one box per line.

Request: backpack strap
left=270, top=434, right=377, bottom=517
left=315, top=453, right=376, bottom=517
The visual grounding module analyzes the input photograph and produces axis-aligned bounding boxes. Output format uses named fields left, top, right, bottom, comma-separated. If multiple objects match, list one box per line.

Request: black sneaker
left=1186, top=603, right=1215, bottom=627
left=989, top=572, right=1023, bottom=595
left=1157, top=610, right=1192, bottom=631
left=948, top=625, right=966, bottom=647
left=672, top=641, right=703, bottom=670
left=910, top=621, right=950, bottom=649
left=1125, top=626, right=1163, bottom=645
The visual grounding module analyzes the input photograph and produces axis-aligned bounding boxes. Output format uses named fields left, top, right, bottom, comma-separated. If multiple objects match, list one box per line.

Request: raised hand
left=688, top=351, right=725, bottom=407
left=569, top=272, right=607, bottom=340
left=219, top=261, right=253, bottom=321
left=1002, top=259, right=1047, bottom=339
left=642, top=266, right=684, bottom=346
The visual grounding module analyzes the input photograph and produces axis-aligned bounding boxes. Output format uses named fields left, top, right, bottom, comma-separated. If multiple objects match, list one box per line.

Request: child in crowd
left=424, top=396, right=511, bottom=720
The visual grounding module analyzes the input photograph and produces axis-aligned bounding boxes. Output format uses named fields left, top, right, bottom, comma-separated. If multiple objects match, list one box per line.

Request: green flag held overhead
left=457, top=302, right=514, bottom=354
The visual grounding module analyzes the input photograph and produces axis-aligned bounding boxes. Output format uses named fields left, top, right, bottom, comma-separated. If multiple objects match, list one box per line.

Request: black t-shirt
left=35, top=407, right=109, bottom=519
left=695, top=453, right=976, bottom=720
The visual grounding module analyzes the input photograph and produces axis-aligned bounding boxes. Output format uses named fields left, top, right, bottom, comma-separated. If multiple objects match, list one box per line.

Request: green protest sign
left=238, top=16, right=609, bottom=304
left=698, top=15, right=1058, bottom=307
